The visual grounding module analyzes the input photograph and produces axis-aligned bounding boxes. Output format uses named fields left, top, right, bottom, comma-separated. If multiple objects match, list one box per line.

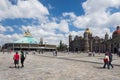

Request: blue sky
left=40, top=0, right=85, bottom=16
left=0, top=0, right=120, bottom=45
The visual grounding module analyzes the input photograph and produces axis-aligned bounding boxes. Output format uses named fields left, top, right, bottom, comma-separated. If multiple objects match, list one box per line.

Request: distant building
left=2, top=30, right=56, bottom=52
left=69, top=26, right=120, bottom=53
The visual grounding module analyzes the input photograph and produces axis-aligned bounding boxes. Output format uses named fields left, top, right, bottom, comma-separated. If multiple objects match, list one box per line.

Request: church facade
left=69, top=26, right=120, bottom=53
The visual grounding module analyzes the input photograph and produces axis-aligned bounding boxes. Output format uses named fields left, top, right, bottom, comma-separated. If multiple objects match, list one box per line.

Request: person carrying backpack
left=108, top=52, right=114, bottom=68
left=20, top=51, right=26, bottom=68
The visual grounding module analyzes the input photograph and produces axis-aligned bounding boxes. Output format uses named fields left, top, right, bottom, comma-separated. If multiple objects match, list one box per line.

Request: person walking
left=55, top=50, right=57, bottom=56
left=108, top=52, right=114, bottom=68
left=13, top=52, right=20, bottom=68
left=103, top=53, right=110, bottom=69
left=20, top=51, right=26, bottom=68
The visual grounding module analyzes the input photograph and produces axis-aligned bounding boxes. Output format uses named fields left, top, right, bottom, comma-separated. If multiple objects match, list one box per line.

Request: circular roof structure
left=14, top=30, right=39, bottom=44
left=85, top=28, right=92, bottom=34
left=14, top=36, right=39, bottom=44
left=113, top=26, right=120, bottom=35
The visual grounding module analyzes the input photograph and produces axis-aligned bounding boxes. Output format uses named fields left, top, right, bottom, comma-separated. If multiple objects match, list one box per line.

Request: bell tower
left=69, top=34, right=72, bottom=51
left=84, top=28, right=89, bottom=52
left=40, top=38, right=43, bottom=45
left=105, top=32, right=109, bottom=41
left=69, top=34, right=72, bottom=43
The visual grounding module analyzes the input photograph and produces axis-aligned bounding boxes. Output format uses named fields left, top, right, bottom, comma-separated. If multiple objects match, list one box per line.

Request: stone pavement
left=0, top=52, right=120, bottom=80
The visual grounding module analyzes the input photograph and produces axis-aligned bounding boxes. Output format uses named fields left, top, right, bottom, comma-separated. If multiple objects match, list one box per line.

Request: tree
left=57, top=40, right=67, bottom=51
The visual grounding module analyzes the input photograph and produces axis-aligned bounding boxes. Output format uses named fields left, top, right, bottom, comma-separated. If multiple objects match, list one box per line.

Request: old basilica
left=69, top=26, right=120, bottom=53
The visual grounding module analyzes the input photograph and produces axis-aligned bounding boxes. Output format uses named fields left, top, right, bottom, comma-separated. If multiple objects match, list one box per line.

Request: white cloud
left=1, top=0, right=120, bottom=46
left=82, top=0, right=120, bottom=14
left=108, top=12, right=120, bottom=27
left=0, top=0, right=49, bottom=21
left=0, top=25, right=14, bottom=33
left=0, top=25, right=6, bottom=32
left=0, top=33, right=21, bottom=45
left=63, top=12, right=76, bottom=19
left=0, top=25, right=19, bottom=45
left=40, top=20, right=69, bottom=33
left=73, top=16, right=90, bottom=28
left=6, top=26, right=14, bottom=32
left=71, top=0, right=120, bottom=38
left=48, top=4, right=54, bottom=10
left=90, top=27, right=111, bottom=38
left=42, top=22, right=58, bottom=32
left=58, top=20, right=69, bottom=33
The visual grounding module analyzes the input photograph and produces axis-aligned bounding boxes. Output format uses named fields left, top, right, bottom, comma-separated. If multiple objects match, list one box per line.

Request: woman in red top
left=13, top=52, right=20, bottom=68
left=103, top=53, right=110, bottom=69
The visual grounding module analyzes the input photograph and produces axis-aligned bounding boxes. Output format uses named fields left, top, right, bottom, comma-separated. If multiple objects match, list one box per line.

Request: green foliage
left=57, top=40, right=68, bottom=51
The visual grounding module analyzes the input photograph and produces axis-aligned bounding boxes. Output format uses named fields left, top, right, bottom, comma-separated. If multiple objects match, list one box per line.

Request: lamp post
left=12, top=43, right=14, bottom=52
left=6, top=43, right=9, bottom=53
left=21, top=41, right=23, bottom=51
left=45, top=42, right=46, bottom=52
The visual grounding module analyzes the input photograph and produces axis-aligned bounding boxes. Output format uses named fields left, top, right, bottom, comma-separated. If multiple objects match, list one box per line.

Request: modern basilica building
left=2, top=30, right=56, bottom=52
left=69, top=26, right=120, bottom=54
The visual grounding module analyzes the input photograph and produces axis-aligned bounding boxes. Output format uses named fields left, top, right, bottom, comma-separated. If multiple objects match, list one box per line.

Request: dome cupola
left=112, top=26, right=120, bottom=38
left=84, top=28, right=92, bottom=38
left=14, top=30, right=39, bottom=44
left=85, top=28, right=92, bottom=34
left=105, top=32, right=109, bottom=40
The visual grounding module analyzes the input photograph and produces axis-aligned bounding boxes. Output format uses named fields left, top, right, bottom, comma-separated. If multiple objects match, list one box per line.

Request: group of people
left=88, top=51, right=95, bottom=56
left=13, top=51, right=26, bottom=68
left=103, top=52, right=114, bottom=69
left=13, top=50, right=114, bottom=69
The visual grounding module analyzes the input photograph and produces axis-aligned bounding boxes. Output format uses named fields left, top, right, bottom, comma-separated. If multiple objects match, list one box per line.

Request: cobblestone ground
left=0, top=52, right=120, bottom=80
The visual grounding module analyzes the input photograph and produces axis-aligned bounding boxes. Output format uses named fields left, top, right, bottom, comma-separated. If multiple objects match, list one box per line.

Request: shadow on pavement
left=39, top=55, right=120, bottom=67
left=93, top=66, right=105, bottom=69
left=9, top=66, right=15, bottom=68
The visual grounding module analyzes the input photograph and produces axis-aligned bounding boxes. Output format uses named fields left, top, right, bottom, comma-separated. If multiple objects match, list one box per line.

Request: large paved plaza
left=0, top=52, right=120, bottom=80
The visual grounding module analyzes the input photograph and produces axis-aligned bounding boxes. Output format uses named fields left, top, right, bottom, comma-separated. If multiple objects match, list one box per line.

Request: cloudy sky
left=0, top=0, right=120, bottom=46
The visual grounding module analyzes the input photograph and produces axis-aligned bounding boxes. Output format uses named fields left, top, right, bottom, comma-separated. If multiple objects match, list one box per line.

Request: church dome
left=112, top=26, right=120, bottom=38
left=14, top=36, right=38, bottom=44
left=113, top=26, right=120, bottom=35
left=85, top=28, right=92, bottom=34
left=14, top=30, right=39, bottom=44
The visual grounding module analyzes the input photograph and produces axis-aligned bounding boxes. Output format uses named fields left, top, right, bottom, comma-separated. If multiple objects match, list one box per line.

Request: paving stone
left=0, top=52, right=120, bottom=80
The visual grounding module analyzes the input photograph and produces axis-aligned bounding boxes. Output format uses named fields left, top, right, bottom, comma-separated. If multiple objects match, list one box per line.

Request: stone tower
left=69, top=34, right=72, bottom=51
left=69, top=34, right=72, bottom=44
left=84, top=28, right=89, bottom=52
left=40, top=38, right=43, bottom=45
left=105, top=32, right=109, bottom=41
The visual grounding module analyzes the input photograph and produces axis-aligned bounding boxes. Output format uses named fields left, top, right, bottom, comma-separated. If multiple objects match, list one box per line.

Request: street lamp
left=45, top=42, right=46, bottom=52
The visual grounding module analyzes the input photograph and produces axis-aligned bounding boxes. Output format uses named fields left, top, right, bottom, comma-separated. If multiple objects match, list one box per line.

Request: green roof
left=14, top=36, right=39, bottom=44
left=14, top=30, right=39, bottom=44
